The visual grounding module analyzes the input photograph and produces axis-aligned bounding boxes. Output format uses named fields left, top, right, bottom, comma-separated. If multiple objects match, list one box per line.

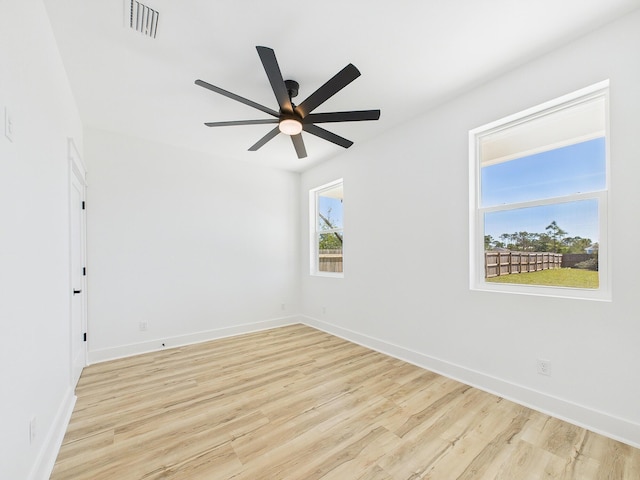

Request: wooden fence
left=561, top=253, right=594, bottom=268
left=319, top=249, right=343, bottom=273
left=485, top=251, right=562, bottom=278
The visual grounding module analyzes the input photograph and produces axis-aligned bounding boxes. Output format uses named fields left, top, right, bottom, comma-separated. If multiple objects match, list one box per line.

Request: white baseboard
left=301, top=315, right=640, bottom=449
left=88, top=315, right=302, bottom=364
left=29, top=387, right=77, bottom=480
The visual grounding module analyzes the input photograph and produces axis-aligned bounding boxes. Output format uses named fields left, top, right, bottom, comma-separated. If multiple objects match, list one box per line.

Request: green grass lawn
left=486, top=268, right=598, bottom=289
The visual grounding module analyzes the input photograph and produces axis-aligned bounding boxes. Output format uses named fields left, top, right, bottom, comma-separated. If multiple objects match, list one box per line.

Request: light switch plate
left=5, top=107, right=13, bottom=142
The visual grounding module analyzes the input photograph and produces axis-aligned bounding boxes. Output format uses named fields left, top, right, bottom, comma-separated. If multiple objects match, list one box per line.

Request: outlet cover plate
left=537, top=359, right=551, bottom=376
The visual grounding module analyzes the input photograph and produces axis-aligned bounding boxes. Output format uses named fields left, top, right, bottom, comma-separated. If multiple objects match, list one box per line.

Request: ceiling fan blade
left=248, top=126, right=280, bottom=151
left=256, top=46, right=293, bottom=114
left=303, top=124, right=353, bottom=149
left=205, top=119, right=278, bottom=127
left=195, top=79, right=279, bottom=117
left=295, top=64, right=361, bottom=118
left=291, top=134, right=307, bottom=159
left=303, top=110, right=380, bottom=124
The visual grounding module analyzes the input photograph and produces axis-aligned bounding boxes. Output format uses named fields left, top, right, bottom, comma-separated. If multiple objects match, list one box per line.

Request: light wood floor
left=51, top=324, right=640, bottom=479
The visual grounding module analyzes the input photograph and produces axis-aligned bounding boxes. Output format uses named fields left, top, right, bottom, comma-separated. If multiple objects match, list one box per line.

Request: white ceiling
left=43, top=0, right=640, bottom=172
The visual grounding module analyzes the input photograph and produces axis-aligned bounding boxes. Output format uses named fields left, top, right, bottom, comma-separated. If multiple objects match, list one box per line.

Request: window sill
left=311, top=271, right=344, bottom=279
left=471, top=281, right=611, bottom=302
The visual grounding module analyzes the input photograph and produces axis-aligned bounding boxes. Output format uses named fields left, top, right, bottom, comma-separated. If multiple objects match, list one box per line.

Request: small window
left=310, top=179, right=343, bottom=277
left=469, top=81, right=609, bottom=300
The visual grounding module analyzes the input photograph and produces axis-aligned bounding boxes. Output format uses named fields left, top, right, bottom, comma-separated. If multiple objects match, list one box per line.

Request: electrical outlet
left=139, top=321, right=148, bottom=331
left=29, top=416, right=36, bottom=444
left=281, top=303, right=285, bottom=311
left=537, top=359, right=551, bottom=376
left=321, top=306, right=326, bottom=315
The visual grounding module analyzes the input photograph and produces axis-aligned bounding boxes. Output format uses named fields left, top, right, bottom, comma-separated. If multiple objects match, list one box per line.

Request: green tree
left=537, top=233, right=553, bottom=252
left=500, top=233, right=515, bottom=250
left=492, top=221, right=594, bottom=255
left=502, top=231, right=537, bottom=251
left=563, top=236, right=593, bottom=254
left=319, top=232, right=342, bottom=249
left=545, top=221, right=567, bottom=253
left=318, top=208, right=342, bottom=250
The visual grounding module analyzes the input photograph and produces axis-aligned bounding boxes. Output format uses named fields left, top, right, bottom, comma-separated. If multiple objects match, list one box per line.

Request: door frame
left=68, top=138, right=87, bottom=386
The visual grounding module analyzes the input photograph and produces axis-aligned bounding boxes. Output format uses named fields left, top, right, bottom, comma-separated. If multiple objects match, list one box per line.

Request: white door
left=70, top=155, right=87, bottom=386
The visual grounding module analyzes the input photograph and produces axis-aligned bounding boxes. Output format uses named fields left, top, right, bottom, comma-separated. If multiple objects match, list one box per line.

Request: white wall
left=0, top=1, right=83, bottom=479
left=84, top=128, right=300, bottom=362
left=300, top=10, right=640, bottom=447
left=2, top=4, right=638, bottom=478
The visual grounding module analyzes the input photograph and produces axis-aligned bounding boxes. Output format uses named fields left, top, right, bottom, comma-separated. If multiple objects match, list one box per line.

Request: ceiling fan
left=195, top=46, right=381, bottom=159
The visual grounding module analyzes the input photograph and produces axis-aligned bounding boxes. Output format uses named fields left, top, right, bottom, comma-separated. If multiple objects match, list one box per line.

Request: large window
left=310, top=179, right=343, bottom=277
left=469, top=81, right=610, bottom=300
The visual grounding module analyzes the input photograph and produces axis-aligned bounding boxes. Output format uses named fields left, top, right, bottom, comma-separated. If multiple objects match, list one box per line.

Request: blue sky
left=318, top=196, right=343, bottom=229
left=482, top=138, right=605, bottom=243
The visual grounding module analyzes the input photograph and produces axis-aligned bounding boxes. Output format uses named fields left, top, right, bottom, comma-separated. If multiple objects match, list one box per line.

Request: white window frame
left=469, top=81, right=610, bottom=301
left=310, top=179, right=344, bottom=278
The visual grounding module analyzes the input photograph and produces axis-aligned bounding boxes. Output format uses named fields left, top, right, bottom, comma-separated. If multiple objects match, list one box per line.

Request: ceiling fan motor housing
left=284, top=80, right=299, bottom=99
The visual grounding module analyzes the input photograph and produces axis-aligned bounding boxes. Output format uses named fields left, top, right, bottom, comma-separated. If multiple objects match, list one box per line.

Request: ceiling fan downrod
left=284, top=80, right=299, bottom=101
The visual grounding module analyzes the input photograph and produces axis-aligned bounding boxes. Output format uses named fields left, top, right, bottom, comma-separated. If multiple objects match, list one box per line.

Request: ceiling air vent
left=129, top=0, right=159, bottom=38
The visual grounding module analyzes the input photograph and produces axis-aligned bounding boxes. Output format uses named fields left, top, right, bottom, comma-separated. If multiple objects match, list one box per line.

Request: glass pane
left=484, top=200, right=599, bottom=288
left=318, top=232, right=343, bottom=273
left=318, top=188, right=343, bottom=230
left=481, top=138, right=605, bottom=208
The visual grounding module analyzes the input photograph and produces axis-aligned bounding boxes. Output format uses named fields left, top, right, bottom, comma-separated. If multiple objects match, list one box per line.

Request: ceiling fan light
left=279, top=118, right=303, bottom=135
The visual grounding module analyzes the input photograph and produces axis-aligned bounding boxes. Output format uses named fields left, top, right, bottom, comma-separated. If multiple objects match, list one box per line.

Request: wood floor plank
left=51, top=324, right=640, bottom=479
